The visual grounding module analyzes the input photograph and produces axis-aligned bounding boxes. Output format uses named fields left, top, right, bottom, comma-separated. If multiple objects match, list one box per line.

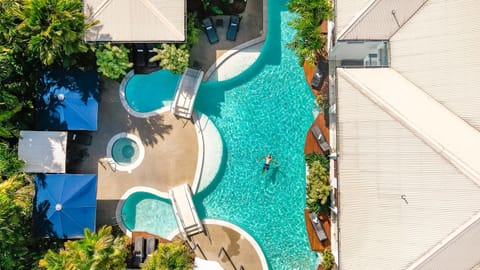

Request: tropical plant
left=316, top=91, right=329, bottom=110
left=141, top=241, right=194, bottom=270
left=18, top=0, right=97, bottom=67
left=95, top=43, right=133, bottom=80
left=149, top=44, right=189, bottom=74
left=305, top=152, right=328, bottom=169
left=287, top=0, right=333, bottom=19
left=322, top=248, right=335, bottom=270
left=186, top=12, right=202, bottom=49
left=39, top=226, right=128, bottom=270
left=0, top=143, right=24, bottom=178
left=306, top=160, right=331, bottom=214
left=287, top=15, right=324, bottom=65
left=0, top=174, right=35, bottom=269
left=286, top=0, right=333, bottom=65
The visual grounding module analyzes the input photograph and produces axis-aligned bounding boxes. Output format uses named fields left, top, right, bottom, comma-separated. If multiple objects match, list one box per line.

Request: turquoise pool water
left=111, top=137, right=140, bottom=165
left=125, top=70, right=181, bottom=113
left=121, top=192, right=177, bottom=237
left=121, top=0, right=317, bottom=269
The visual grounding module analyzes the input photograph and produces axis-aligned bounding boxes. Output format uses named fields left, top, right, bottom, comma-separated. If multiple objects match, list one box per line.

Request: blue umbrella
left=37, top=69, right=99, bottom=131
left=34, top=174, right=97, bottom=238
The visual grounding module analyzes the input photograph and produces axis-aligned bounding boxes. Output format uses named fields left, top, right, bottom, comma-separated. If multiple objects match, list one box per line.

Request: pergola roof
left=83, top=0, right=185, bottom=42
left=18, top=131, right=67, bottom=173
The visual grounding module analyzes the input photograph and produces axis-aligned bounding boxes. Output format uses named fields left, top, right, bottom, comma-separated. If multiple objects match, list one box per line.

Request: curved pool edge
left=204, top=0, right=268, bottom=81
left=115, top=186, right=170, bottom=237
left=166, top=219, right=269, bottom=270
left=119, top=70, right=171, bottom=118
left=191, top=112, right=224, bottom=194
left=106, top=133, right=145, bottom=172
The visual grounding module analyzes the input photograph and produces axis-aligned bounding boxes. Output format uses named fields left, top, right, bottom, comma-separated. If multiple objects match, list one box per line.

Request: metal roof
left=84, top=0, right=185, bottom=42
left=336, top=69, right=480, bottom=269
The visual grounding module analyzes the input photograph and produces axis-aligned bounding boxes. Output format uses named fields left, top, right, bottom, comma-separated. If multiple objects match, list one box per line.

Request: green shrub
left=305, top=152, right=328, bottom=169
left=149, top=44, right=189, bottom=74
left=141, top=241, right=194, bottom=270
left=306, top=160, right=331, bottom=214
left=186, top=13, right=201, bottom=49
left=322, top=248, right=335, bottom=270
left=95, top=43, right=133, bottom=80
left=286, top=0, right=333, bottom=65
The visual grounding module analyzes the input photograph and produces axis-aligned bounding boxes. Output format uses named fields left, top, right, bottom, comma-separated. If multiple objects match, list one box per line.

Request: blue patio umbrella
left=34, top=174, right=97, bottom=238
left=37, top=69, right=99, bottom=131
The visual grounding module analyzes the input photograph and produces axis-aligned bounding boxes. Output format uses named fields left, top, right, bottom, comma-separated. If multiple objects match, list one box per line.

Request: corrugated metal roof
left=390, top=0, right=480, bottom=131
left=84, top=0, right=185, bottom=42
left=336, top=71, right=480, bottom=269
left=334, top=0, right=374, bottom=38
left=338, top=0, right=427, bottom=40
left=408, top=212, right=480, bottom=270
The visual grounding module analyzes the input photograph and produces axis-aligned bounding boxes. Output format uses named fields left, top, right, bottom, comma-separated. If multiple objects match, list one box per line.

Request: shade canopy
left=37, top=69, right=99, bottom=131
left=18, top=130, right=67, bottom=173
left=34, top=174, right=97, bottom=238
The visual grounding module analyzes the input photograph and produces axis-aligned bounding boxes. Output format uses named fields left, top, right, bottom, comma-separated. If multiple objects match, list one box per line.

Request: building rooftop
left=334, top=0, right=480, bottom=268
left=83, top=0, right=185, bottom=42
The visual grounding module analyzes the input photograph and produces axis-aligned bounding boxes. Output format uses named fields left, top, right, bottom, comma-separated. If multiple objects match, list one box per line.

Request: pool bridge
left=169, top=184, right=204, bottom=239
left=171, top=68, right=204, bottom=119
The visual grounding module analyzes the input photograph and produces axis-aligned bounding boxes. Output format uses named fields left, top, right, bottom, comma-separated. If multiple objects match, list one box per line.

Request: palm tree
left=0, top=174, right=35, bottom=270
left=39, top=226, right=128, bottom=270
left=18, top=0, right=97, bottom=67
left=141, top=241, right=194, bottom=270
left=286, top=0, right=333, bottom=65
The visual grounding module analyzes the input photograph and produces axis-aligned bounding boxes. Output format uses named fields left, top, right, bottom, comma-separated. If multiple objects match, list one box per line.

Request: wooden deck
left=304, top=208, right=331, bottom=252
left=303, top=61, right=330, bottom=155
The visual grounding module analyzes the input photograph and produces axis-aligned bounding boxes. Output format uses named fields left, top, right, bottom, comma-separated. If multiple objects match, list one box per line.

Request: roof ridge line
left=91, top=0, right=113, bottom=18
left=338, top=0, right=429, bottom=40
left=406, top=210, right=480, bottom=270
left=337, top=0, right=379, bottom=40
left=139, top=0, right=184, bottom=40
left=337, top=68, right=480, bottom=186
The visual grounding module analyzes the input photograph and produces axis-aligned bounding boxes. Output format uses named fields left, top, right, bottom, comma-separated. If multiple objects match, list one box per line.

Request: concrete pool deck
left=69, top=78, right=198, bottom=226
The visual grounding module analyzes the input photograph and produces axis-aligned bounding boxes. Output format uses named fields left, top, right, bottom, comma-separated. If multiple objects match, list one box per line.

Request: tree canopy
left=141, top=241, right=194, bottom=270
left=39, top=226, right=128, bottom=270
left=0, top=174, right=34, bottom=269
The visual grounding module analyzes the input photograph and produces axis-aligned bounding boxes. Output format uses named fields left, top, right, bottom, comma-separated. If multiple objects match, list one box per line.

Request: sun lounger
left=202, top=18, right=219, bottom=44
left=226, top=15, right=240, bottom=41
left=311, top=125, right=331, bottom=153
left=146, top=237, right=157, bottom=257
left=132, top=236, right=145, bottom=267
left=309, top=212, right=328, bottom=242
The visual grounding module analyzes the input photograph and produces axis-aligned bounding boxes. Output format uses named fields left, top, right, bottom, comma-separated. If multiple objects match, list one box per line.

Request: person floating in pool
left=259, top=154, right=277, bottom=173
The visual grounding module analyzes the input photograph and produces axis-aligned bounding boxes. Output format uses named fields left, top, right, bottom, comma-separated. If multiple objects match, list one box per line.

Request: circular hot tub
left=106, top=133, right=145, bottom=172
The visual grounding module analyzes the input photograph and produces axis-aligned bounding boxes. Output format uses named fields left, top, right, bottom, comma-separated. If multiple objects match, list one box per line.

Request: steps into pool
left=171, top=68, right=204, bottom=119
left=169, top=184, right=204, bottom=239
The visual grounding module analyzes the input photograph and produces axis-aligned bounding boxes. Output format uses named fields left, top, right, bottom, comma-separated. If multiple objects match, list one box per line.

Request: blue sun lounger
left=226, top=15, right=241, bottom=41
left=202, top=18, right=219, bottom=44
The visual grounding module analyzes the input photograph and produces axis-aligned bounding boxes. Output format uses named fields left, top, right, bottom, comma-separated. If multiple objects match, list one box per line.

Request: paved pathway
left=70, top=78, right=198, bottom=226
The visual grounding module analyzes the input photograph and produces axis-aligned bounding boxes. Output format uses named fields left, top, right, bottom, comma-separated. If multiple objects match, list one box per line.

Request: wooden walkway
left=303, top=60, right=330, bottom=155
left=304, top=209, right=331, bottom=252
left=302, top=53, right=332, bottom=255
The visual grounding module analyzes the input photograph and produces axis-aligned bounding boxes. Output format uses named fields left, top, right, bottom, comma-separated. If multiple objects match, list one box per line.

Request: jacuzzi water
left=111, top=137, right=140, bottom=165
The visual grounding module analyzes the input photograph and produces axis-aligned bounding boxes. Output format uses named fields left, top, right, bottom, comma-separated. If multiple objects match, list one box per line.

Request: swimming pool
left=121, top=0, right=317, bottom=269
left=125, top=70, right=180, bottom=113
left=121, top=192, right=177, bottom=237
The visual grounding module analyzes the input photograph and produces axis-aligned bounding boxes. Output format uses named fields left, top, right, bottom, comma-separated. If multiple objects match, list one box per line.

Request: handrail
left=218, top=246, right=237, bottom=270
